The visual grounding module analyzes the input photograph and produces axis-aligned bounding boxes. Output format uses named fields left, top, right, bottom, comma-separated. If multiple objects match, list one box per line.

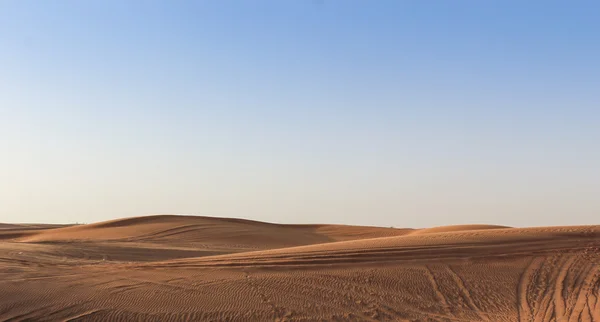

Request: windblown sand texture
left=1, top=215, right=599, bottom=321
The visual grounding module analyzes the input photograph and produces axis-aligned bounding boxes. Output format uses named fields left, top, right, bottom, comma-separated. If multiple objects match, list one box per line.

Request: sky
left=1, top=1, right=599, bottom=228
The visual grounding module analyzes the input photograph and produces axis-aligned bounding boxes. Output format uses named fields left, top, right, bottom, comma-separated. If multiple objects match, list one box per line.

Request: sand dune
left=0, top=215, right=598, bottom=321
left=12, top=215, right=410, bottom=259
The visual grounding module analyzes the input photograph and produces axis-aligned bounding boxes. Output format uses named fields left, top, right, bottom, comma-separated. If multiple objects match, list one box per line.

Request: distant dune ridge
left=1, top=215, right=599, bottom=321
left=408, top=224, right=511, bottom=235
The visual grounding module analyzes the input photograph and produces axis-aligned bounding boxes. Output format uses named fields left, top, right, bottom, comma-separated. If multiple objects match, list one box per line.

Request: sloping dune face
left=0, top=215, right=599, bottom=321
left=410, top=224, right=511, bottom=235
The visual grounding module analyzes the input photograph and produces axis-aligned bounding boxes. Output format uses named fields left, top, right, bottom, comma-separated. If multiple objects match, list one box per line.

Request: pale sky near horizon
left=1, top=1, right=599, bottom=228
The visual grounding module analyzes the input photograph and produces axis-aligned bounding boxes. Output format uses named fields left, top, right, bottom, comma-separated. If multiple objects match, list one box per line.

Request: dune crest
left=410, top=224, right=512, bottom=235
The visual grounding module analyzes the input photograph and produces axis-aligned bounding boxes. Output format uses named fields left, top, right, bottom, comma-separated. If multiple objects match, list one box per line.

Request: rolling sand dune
left=16, top=215, right=409, bottom=246
left=0, top=215, right=599, bottom=321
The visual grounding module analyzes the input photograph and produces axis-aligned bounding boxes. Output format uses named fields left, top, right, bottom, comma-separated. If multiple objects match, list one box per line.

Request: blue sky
left=1, top=1, right=599, bottom=227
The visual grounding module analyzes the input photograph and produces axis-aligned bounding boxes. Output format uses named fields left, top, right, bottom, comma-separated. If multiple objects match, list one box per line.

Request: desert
left=1, top=215, right=598, bottom=321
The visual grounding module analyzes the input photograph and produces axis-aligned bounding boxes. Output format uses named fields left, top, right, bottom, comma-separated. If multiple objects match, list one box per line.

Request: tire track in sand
left=445, top=265, right=490, bottom=321
left=532, top=255, right=576, bottom=322
left=554, top=256, right=590, bottom=321
left=518, top=256, right=545, bottom=322
left=567, top=263, right=600, bottom=322
left=520, top=252, right=600, bottom=322
left=593, top=286, right=600, bottom=322
left=423, top=265, right=454, bottom=319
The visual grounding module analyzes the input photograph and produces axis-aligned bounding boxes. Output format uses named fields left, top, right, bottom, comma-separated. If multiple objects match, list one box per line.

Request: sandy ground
left=0, top=215, right=598, bottom=321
